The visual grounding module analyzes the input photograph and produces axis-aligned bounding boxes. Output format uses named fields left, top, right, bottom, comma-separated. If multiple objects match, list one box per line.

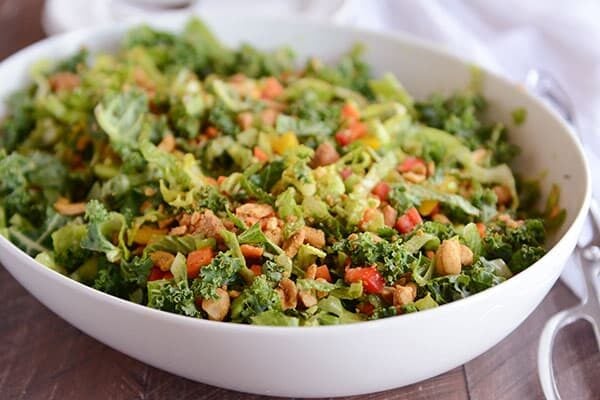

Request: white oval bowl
left=0, top=13, right=591, bottom=398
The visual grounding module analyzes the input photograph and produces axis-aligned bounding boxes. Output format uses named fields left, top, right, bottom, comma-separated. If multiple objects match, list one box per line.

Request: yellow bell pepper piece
left=359, top=136, right=381, bottom=150
left=270, top=132, right=299, bottom=155
left=419, top=200, right=439, bottom=216
left=133, top=227, right=167, bottom=245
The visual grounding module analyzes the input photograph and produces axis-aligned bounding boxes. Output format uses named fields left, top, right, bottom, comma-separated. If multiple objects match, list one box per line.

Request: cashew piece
left=276, top=278, right=298, bottom=310
left=202, top=288, right=230, bottom=321
left=435, top=239, right=462, bottom=275
left=150, top=251, right=175, bottom=272
left=393, top=283, right=417, bottom=308
left=460, top=244, right=474, bottom=267
left=298, top=290, right=318, bottom=308
left=304, top=264, right=317, bottom=280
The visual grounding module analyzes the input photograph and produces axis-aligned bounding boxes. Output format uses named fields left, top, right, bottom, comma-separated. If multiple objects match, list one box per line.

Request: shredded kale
left=148, top=279, right=199, bottom=317
left=482, top=219, right=546, bottom=272
left=191, top=251, right=243, bottom=299
left=332, top=233, right=415, bottom=284
left=207, top=101, right=239, bottom=137
left=230, top=275, right=281, bottom=323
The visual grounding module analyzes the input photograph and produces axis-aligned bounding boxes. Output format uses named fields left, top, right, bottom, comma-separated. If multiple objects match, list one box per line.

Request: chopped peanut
left=192, top=210, right=226, bottom=239
left=393, top=283, right=417, bottom=308
left=284, top=229, right=305, bottom=257
left=410, top=163, right=428, bottom=176
left=53, top=197, right=86, bottom=216
left=169, top=225, right=188, bottom=236
left=381, top=286, right=395, bottom=304
left=403, top=171, right=426, bottom=183
left=302, top=227, right=325, bottom=248
left=157, top=134, right=176, bottom=153
left=150, top=251, right=175, bottom=272
left=432, top=213, right=451, bottom=225
left=382, top=205, right=398, bottom=228
left=235, top=203, right=274, bottom=226
left=262, top=217, right=283, bottom=246
left=237, top=112, right=254, bottom=130
left=49, top=72, right=80, bottom=92
left=190, top=211, right=201, bottom=226
left=304, top=264, right=317, bottom=280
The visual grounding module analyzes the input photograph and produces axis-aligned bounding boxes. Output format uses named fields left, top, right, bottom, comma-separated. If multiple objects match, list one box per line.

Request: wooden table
left=0, top=1, right=598, bottom=398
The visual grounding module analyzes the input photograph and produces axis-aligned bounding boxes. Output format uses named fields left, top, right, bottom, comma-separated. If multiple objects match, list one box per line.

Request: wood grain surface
left=0, top=1, right=599, bottom=399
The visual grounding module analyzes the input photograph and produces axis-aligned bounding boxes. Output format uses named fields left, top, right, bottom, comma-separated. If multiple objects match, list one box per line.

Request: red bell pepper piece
left=345, top=266, right=385, bottom=294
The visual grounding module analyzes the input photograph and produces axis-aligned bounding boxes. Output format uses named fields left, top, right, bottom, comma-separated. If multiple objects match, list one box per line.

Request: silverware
left=526, top=69, right=600, bottom=400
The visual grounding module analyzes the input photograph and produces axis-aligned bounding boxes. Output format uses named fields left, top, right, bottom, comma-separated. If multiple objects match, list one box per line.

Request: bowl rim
left=0, top=12, right=592, bottom=333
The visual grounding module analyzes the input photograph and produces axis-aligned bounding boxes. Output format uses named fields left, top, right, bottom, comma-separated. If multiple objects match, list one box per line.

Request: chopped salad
left=0, top=19, right=565, bottom=326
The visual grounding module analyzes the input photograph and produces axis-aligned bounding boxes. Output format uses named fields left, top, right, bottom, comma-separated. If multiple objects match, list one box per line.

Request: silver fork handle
left=538, top=206, right=600, bottom=400
left=538, top=259, right=600, bottom=400
left=538, top=306, right=588, bottom=400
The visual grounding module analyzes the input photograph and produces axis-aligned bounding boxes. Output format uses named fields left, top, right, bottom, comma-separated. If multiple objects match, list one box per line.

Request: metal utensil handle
left=538, top=305, right=587, bottom=399
left=538, top=257, right=600, bottom=400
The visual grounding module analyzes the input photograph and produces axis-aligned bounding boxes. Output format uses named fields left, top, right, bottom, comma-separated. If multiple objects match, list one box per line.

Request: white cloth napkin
left=43, top=0, right=599, bottom=297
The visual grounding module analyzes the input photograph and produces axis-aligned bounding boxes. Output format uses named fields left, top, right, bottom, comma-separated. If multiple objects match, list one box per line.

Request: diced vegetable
left=186, top=247, right=214, bottom=279
left=345, top=266, right=385, bottom=294
left=395, top=207, right=423, bottom=234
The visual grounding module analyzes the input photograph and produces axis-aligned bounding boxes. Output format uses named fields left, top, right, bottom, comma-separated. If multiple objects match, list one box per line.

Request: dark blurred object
left=0, top=0, right=45, bottom=61
left=121, top=0, right=197, bottom=8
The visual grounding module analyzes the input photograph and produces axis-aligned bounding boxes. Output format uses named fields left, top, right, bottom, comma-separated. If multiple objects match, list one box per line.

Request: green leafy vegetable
left=81, top=200, right=129, bottom=263
left=192, top=251, right=243, bottom=299
left=230, top=275, right=281, bottom=323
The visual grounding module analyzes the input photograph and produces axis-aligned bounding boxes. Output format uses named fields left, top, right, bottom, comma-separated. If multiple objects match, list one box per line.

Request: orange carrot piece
left=250, top=264, right=262, bottom=276
left=315, top=265, right=332, bottom=282
left=476, top=222, right=487, bottom=238
left=341, top=103, right=360, bottom=121
left=186, top=247, right=214, bottom=279
left=261, top=77, right=284, bottom=99
left=253, top=147, right=269, bottom=162
left=240, top=244, right=264, bottom=259
left=205, top=126, right=219, bottom=138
